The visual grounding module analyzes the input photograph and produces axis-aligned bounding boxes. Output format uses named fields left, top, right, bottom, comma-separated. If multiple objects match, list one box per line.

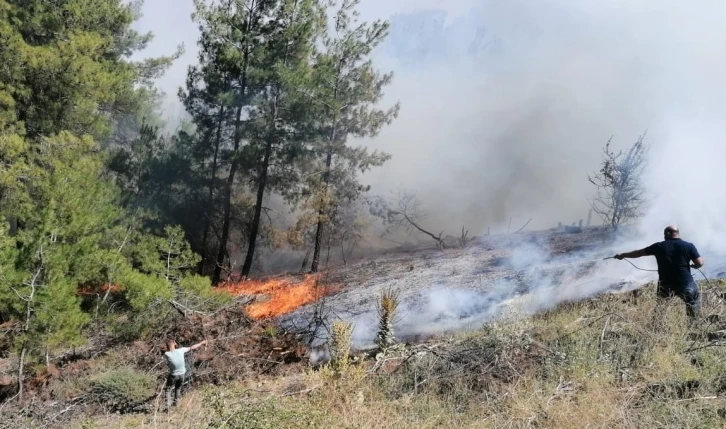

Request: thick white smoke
left=357, top=0, right=726, bottom=245
left=136, top=0, right=726, bottom=255
left=370, top=0, right=725, bottom=348
left=136, top=0, right=726, bottom=244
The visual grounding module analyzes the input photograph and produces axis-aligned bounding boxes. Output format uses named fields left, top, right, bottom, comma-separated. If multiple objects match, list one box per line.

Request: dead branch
left=515, top=218, right=532, bottom=233
left=459, top=226, right=471, bottom=247
left=375, top=191, right=445, bottom=249
left=389, top=209, right=443, bottom=248
left=168, top=300, right=213, bottom=318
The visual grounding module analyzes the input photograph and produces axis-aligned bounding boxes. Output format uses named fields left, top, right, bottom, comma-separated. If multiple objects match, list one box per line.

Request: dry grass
left=331, top=320, right=354, bottom=372
left=71, top=279, right=726, bottom=428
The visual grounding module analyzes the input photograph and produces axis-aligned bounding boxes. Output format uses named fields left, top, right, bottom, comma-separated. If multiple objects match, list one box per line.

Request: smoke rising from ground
left=344, top=236, right=654, bottom=349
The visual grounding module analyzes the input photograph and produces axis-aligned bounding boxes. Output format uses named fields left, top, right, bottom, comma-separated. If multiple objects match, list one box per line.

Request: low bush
left=88, top=367, right=156, bottom=412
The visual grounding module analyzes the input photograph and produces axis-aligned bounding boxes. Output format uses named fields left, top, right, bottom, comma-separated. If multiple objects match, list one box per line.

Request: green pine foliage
left=306, top=0, right=399, bottom=272
left=0, top=0, right=399, bottom=401
left=0, top=1, right=219, bottom=394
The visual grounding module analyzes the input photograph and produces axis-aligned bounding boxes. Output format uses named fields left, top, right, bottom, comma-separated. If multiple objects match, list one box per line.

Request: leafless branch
left=372, top=191, right=445, bottom=249
left=515, top=218, right=532, bottom=233
left=588, top=132, right=649, bottom=229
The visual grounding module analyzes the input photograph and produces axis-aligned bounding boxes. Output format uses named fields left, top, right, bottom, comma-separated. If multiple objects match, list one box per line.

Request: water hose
left=602, top=256, right=658, bottom=272
left=605, top=256, right=720, bottom=294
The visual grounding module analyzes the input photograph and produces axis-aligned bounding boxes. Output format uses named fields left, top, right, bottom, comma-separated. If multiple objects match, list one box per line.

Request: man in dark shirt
left=615, top=225, right=705, bottom=320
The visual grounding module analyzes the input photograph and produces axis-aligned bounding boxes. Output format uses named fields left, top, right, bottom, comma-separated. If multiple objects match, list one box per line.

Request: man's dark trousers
left=656, top=281, right=701, bottom=320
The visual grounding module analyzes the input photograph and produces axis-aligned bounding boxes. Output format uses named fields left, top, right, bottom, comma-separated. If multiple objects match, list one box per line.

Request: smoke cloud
left=135, top=0, right=726, bottom=250
left=353, top=0, right=726, bottom=250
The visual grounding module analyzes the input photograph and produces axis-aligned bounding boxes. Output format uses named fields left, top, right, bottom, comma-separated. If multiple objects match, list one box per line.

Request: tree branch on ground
left=515, top=218, right=532, bottom=233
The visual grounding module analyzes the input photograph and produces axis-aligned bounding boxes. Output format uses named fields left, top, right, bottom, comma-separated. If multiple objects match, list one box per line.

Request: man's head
left=166, top=339, right=177, bottom=351
left=664, top=225, right=680, bottom=240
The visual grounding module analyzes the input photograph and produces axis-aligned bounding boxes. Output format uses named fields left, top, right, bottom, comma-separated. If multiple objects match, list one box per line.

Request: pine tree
left=190, top=0, right=278, bottom=284
left=0, top=133, right=117, bottom=400
left=180, top=1, right=238, bottom=275
left=307, top=0, right=399, bottom=272
left=0, top=0, right=189, bottom=400
left=240, top=0, right=325, bottom=277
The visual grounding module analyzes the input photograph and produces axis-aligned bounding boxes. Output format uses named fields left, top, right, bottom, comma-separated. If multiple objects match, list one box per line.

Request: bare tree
left=370, top=191, right=445, bottom=249
left=588, top=133, right=648, bottom=229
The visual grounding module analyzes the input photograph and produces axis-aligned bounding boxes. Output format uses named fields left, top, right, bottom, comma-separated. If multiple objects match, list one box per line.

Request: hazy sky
left=133, top=0, right=726, bottom=256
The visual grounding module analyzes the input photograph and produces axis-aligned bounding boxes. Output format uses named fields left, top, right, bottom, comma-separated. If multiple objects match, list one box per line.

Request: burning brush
left=218, top=274, right=337, bottom=320
left=375, top=287, right=401, bottom=352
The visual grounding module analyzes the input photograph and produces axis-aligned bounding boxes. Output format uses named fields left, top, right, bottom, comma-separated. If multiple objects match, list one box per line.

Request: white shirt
left=164, top=347, right=190, bottom=376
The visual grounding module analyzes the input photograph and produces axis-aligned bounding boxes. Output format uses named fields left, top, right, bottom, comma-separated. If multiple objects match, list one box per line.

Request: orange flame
left=218, top=274, right=337, bottom=320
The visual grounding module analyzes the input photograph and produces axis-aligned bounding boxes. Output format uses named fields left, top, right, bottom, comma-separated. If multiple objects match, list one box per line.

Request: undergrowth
left=73, top=279, right=726, bottom=428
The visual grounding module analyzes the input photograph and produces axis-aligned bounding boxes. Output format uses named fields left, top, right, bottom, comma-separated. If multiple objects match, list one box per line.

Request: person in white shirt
left=164, top=338, right=207, bottom=406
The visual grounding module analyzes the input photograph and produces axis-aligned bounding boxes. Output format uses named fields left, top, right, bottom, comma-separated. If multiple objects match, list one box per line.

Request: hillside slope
left=4, top=227, right=726, bottom=428
left=72, top=277, right=726, bottom=428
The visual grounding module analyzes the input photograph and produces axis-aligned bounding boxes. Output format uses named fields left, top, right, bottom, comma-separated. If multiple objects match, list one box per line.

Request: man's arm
left=189, top=340, right=208, bottom=351
left=690, top=244, right=704, bottom=268
left=615, top=248, right=649, bottom=260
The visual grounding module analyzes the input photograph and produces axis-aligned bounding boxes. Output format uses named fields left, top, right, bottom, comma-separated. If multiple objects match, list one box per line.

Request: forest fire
left=219, top=274, right=338, bottom=320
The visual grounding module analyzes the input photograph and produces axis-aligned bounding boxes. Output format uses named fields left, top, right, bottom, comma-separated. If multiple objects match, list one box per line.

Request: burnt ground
left=278, top=226, right=658, bottom=349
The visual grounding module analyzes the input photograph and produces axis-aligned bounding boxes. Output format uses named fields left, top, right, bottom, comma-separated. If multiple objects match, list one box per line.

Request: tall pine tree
left=180, top=1, right=238, bottom=275
left=240, top=0, right=325, bottom=277
left=190, top=0, right=277, bottom=284
left=307, top=0, right=399, bottom=272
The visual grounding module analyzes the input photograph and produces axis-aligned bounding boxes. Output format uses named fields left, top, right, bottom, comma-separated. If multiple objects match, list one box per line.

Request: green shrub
left=88, top=368, right=156, bottom=412
left=331, top=320, right=354, bottom=372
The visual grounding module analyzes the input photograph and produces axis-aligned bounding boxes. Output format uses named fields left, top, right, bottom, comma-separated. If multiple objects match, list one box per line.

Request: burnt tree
left=588, top=133, right=648, bottom=229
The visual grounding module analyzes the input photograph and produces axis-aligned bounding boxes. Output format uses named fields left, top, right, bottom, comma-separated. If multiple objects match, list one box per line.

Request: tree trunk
left=17, top=345, right=26, bottom=402
left=241, top=137, right=273, bottom=277
left=212, top=5, right=254, bottom=284
left=325, top=224, right=332, bottom=268
left=200, top=105, right=225, bottom=275
left=310, top=150, right=333, bottom=272
left=213, top=121, right=241, bottom=283
left=311, top=58, right=342, bottom=273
